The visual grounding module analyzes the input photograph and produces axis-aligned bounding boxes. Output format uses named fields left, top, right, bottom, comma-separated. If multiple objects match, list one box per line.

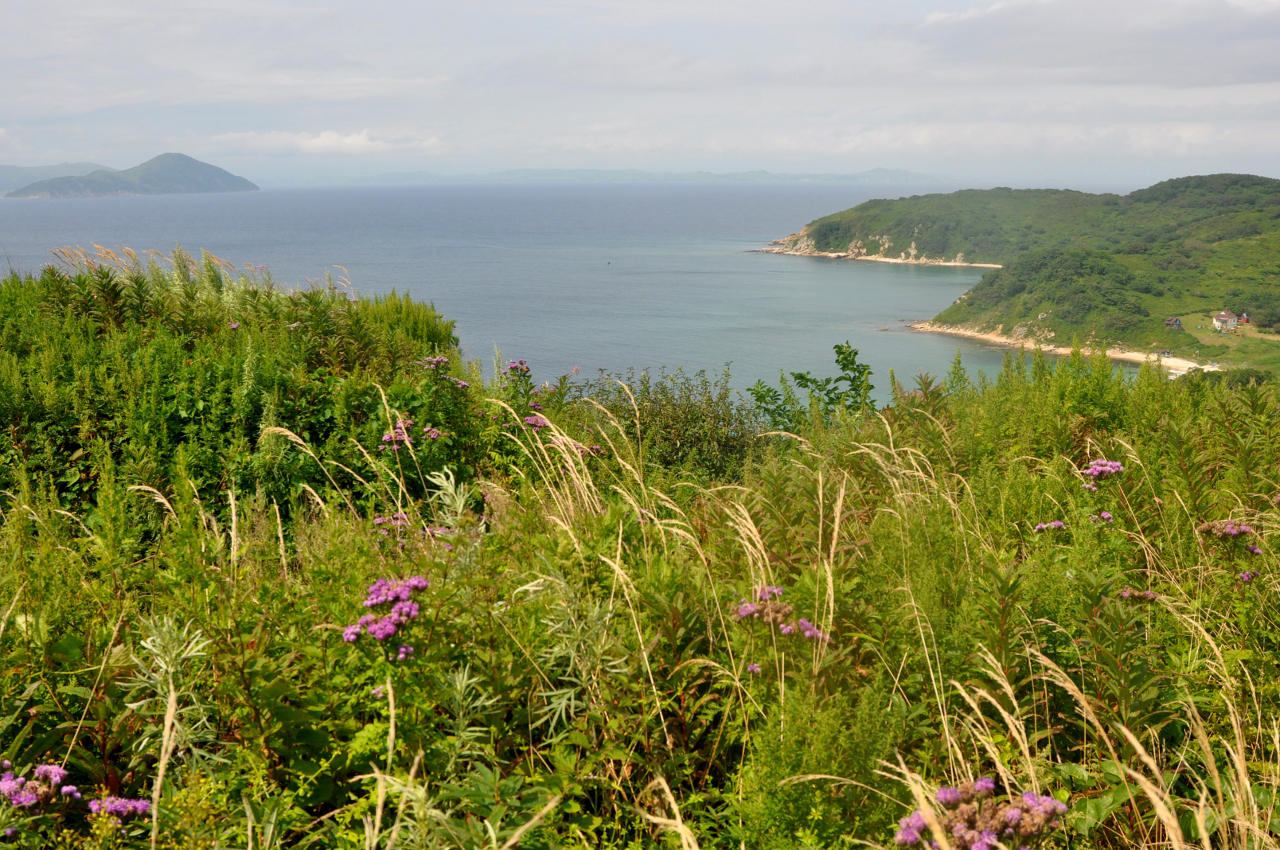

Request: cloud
left=209, top=130, right=446, bottom=156
left=916, top=0, right=1280, bottom=86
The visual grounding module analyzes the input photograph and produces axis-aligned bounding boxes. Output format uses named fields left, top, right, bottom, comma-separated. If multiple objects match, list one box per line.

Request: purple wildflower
left=8, top=791, right=37, bottom=808
left=1033, top=520, right=1065, bottom=532
left=33, top=764, right=67, bottom=787
left=937, top=786, right=962, bottom=807
left=747, top=663, right=761, bottom=674
left=88, top=797, right=150, bottom=817
left=422, top=355, right=449, bottom=370
left=1082, top=458, right=1124, bottom=479
left=796, top=618, right=831, bottom=642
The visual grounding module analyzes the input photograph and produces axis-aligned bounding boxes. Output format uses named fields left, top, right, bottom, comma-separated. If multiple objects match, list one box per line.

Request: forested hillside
left=776, top=174, right=1280, bottom=368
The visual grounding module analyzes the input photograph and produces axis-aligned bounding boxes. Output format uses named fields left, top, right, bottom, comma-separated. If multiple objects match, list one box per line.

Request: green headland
left=771, top=173, right=1280, bottom=371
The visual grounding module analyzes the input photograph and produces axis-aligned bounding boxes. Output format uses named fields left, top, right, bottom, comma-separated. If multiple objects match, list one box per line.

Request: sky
left=4, top=0, right=1280, bottom=189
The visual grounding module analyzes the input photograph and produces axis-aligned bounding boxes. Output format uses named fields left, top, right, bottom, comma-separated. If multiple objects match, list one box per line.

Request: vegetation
left=3, top=252, right=1280, bottom=848
left=5, top=154, right=257, bottom=198
left=779, top=174, right=1280, bottom=369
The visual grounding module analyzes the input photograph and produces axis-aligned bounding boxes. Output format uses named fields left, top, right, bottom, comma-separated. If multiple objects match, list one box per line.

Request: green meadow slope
left=775, top=174, right=1280, bottom=368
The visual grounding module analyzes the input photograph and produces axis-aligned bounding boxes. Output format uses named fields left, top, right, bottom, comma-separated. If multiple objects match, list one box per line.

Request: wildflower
left=344, top=576, right=430, bottom=645
left=894, top=780, right=1065, bottom=849
left=1033, top=520, right=1065, bottom=532
left=1090, top=511, right=1114, bottom=525
left=379, top=419, right=415, bottom=451
left=896, top=812, right=926, bottom=846
left=424, top=427, right=442, bottom=440
left=229, top=321, right=239, bottom=330
left=523, top=415, right=550, bottom=429
left=88, top=797, right=151, bottom=817
left=746, top=663, right=761, bottom=674
left=60, top=786, right=81, bottom=800
left=1240, top=570, right=1261, bottom=583
left=1082, top=458, right=1124, bottom=480
left=756, top=585, right=784, bottom=601
left=1197, top=519, right=1257, bottom=539
left=796, top=617, right=831, bottom=642
left=1248, top=545, right=1263, bottom=556
left=395, top=644, right=415, bottom=662
left=421, top=355, right=449, bottom=370
left=528, top=401, right=543, bottom=411
left=32, top=764, right=66, bottom=787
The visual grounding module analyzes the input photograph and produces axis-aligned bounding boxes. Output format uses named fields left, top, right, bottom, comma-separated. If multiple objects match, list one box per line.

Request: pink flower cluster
left=1081, top=458, right=1124, bottom=491
left=88, top=796, right=151, bottom=817
left=380, top=419, right=415, bottom=451
left=896, top=778, right=1066, bottom=850
left=342, top=576, right=430, bottom=646
left=1, top=763, right=80, bottom=809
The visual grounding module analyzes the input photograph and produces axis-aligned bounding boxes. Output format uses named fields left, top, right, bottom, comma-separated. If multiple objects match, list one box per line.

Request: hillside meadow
left=1, top=250, right=1279, bottom=848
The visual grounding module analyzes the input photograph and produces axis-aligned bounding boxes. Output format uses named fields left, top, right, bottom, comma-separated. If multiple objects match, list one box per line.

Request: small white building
left=1213, top=310, right=1239, bottom=331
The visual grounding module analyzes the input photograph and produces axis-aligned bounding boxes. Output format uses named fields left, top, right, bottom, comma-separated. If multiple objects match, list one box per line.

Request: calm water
left=0, top=183, right=1025, bottom=402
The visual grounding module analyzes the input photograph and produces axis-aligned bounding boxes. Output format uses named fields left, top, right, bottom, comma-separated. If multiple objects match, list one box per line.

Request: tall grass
left=2, top=260, right=1280, bottom=847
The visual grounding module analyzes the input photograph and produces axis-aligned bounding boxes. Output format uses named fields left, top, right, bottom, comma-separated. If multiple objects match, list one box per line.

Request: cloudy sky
left=5, top=0, right=1280, bottom=188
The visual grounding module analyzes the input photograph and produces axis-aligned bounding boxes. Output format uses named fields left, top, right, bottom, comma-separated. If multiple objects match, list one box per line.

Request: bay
left=0, top=183, right=1025, bottom=402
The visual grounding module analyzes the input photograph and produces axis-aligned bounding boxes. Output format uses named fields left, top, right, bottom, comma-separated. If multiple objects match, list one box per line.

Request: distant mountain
left=6, top=153, right=258, bottom=198
left=0, top=162, right=111, bottom=194
left=358, top=167, right=951, bottom=187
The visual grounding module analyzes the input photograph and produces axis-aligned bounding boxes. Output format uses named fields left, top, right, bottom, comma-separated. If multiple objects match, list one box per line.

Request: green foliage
left=577, top=365, right=762, bottom=480
left=749, top=342, right=874, bottom=431
left=5, top=264, right=1280, bottom=848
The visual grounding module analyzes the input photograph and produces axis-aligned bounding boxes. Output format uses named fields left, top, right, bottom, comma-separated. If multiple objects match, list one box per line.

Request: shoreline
left=908, top=321, right=1217, bottom=373
left=759, top=237, right=1002, bottom=269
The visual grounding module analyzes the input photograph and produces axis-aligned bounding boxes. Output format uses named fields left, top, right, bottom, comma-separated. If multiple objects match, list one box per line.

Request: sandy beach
left=909, top=321, right=1215, bottom=373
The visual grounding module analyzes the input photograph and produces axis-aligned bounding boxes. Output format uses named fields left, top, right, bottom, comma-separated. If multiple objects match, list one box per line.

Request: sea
left=0, top=182, right=1026, bottom=404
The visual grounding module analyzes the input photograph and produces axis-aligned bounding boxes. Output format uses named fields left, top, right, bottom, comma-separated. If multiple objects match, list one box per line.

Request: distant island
left=0, top=162, right=110, bottom=195
left=769, top=173, right=1280, bottom=373
left=5, top=153, right=257, bottom=198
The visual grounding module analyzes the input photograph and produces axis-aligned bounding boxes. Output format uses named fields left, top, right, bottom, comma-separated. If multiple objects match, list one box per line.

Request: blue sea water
left=0, top=183, right=1024, bottom=402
